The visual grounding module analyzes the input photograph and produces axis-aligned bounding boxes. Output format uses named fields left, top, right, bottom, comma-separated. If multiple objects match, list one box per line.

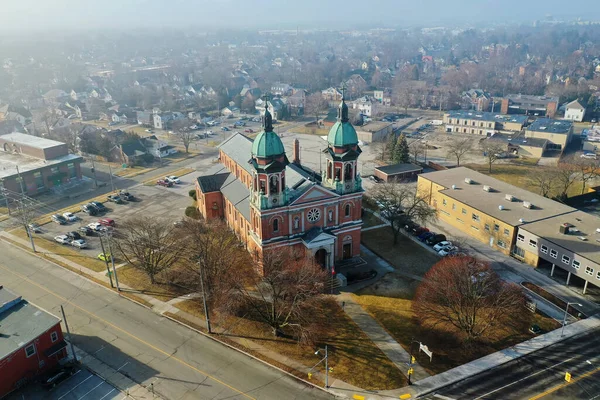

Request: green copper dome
left=252, top=130, right=285, bottom=158
left=327, top=121, right=358, bottom=147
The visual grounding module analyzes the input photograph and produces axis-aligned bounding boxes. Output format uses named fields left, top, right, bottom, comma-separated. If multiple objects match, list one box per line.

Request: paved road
left=421, top=328, right=600, bottom=400
left=0, top=240, right=334, bottom=400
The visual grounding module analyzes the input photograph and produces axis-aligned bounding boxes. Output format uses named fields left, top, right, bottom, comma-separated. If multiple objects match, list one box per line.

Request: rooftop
left=360, top=121, right=393, bottom=132
left=518, top=210, right=600, bottom=265
left=492, top=132, right=549, bottom=148
left=527, top=118, right=573, bottom=134
left=0, top=287, right=61, bottom=360
left=505, top=94, right=559, bottom=105
left=375, top=163, right=423, bottom=175
left=446, top=110, right=528, bottom=125
left=0, top=132, right=65, bottom=149
left=0, top=151, right=83, bottom=180
left=419, top=167, right=575, bottom=227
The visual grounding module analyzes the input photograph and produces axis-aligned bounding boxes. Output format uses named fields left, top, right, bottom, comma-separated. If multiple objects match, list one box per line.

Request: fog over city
left=1, top=0, right=599, bottom=33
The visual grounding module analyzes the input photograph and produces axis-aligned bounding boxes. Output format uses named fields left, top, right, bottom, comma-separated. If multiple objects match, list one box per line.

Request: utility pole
left=60, top=305, right=78, bottom=363
left=108, top=164, right=115, bottom=192
left=15, top=167, right=36, bottom=252
left=99, top=234, right=114, bottom=288
left=90, top=159, right=98, bottom=189
left=106, top=233, right=120, bottom=291
left=198, top=263, right=212, bottom=333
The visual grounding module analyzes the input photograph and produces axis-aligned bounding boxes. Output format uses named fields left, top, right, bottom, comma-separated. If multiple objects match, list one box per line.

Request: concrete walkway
left=336, top=292, right=430, bottom=382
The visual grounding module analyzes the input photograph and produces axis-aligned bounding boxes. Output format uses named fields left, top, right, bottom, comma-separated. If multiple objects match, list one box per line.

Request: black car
left=107, top=194, right=124, bottom=204
left=78, top=226, right=94, bottom=236
left=66, top=231, right=82, bottom=240
left=119, top=191, right=134, bottom=201
left=51, top=214, right=67, bottom=225
left=425, top=234, right=447, bottom=246
left=81, top=203, right=98, bottom=216
left=90, top=201, right=107, bottom=213
left=41, top=365, right=76, bottom=389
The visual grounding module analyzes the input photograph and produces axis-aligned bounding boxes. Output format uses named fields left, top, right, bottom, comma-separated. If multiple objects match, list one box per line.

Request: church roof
left=251, top=107, right=286, bottom=159
left=219, top=133, right=253, bottom=173
left=327, top=98, right=358, bottom=147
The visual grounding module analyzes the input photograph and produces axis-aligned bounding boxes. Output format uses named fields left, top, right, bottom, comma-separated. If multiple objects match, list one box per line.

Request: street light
left=561, top=302, right=582, bottom=336
left=310, top=345, right=329, bottom=388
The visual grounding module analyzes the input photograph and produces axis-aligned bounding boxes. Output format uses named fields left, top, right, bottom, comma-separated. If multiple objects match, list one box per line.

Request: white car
left=71, top=239, right=88, bottom=249
left=580, top=153, right=597, bottom=160
left=433, top=241, right=453, bottom=252
left=438, top=246, right=458, bottom=256
left=87, top=222, right=106, bottom=232
left=63, top=212, right=78, bottom=222
left=54, top=235, right=71, bottom=244
left=165, top=176, right=181, bottom=184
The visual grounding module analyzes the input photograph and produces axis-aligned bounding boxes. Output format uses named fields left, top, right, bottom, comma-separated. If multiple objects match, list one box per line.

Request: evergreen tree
left=393, top=134, right=410, bottom=164
left=386, top=133, right=397, bottom=162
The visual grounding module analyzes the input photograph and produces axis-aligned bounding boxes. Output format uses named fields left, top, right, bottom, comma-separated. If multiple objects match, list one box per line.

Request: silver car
left=70, top=239, right=88, bottom=249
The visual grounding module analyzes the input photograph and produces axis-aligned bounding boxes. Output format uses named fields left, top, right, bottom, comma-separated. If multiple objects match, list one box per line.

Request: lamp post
left=561, top=302, right=582, bottom=336
left=312, top=345, right=329, bottom=388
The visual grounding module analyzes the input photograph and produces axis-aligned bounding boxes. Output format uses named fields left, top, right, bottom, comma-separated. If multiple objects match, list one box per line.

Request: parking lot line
left=77, top=381, right=105, bottom=400
left=116, top=361, right=128, bottom=372
left=58, top=375, right=93, bottom=400
left=98, top=388, right=116, bottom=400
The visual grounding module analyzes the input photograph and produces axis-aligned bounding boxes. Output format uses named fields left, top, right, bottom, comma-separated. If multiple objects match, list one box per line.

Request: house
left=255, top=98, right=287, bottom=121
left=111, top=140, right=149, bottom=165
left=461, top=89, right=491, bottom=111
left=345, top=74, right=368, bottom=99
left=374, top=163, right=423, bottom=182
left=153, top=112, right=184, bottom=130
left=285, top=89, right=306, bottom=116
left=0, top=133, right=83, bottom=195
left=240, top=86, right=262, bottom=101
left=136, top=110, right=153, bottom=126
left=271, top=83, right=293, bottom=96
left=351, top=96, right=378, bottom=117
left=564, top=100, right=586, bottom=122
left=0, top=287, right=68, bottom=398
left=142, top=135, right=178, bottom=158
left=321, top=87, right=343, bottom=104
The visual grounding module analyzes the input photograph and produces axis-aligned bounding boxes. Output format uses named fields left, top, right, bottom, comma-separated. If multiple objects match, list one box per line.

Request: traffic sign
left=565, top=372, right=571, bottom=382
left=407, top=368, right=414, bottom=375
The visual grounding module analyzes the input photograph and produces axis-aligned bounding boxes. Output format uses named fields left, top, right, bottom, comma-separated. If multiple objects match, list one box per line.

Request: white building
left=351, top=96, right=377, bottom=117
left=564, top=100, right=586, bottom=122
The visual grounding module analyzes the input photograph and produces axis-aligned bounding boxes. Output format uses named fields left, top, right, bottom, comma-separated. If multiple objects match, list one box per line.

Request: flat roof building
left=524, top=118, right=573, bottom=150
left=500, top=94, right=559, bottom=118
left=374, top=163, right=422, bottom=182
left=443, top=110, right=528, bottom=136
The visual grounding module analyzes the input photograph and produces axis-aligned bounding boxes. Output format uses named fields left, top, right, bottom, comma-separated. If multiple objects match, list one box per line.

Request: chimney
left=292, top=139, right=300, bottom=164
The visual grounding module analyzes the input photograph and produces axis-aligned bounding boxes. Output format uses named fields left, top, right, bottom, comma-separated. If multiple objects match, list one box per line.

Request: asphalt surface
left=421, top=328, right=600, bottom=400
left=0, top=240, right=334, bottom=400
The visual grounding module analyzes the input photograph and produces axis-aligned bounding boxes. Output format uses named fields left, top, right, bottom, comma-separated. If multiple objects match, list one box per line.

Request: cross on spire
left=261, top=92, right=273, bottom=132
left=262, top=92, right=272, bottom=109
left=339, top=82, right=347, bottom=100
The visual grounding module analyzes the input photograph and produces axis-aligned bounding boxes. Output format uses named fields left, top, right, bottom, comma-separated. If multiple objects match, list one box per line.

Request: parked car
left=99, top=218, right=115, bottom=227
left=580, top=152, right=597, bottom=160
left=251, top=117, right=261, bottom=122
left=28, top=223, right=42, bottom=233
left=81, top=203, right=98, bottom=216
left=433, top=241, right=453, bottom=252
left=62, top=212, right=77, bottom=222
left=98, top=253, right=112, bottom=262
left=41, top=365, right=76, bottom=389
left=66, top=231, right=82, bottom=240
left=425, top=234, right=447, bottom=246
left=529, top=324, right=542, bottom=335
left=404, top=221, right=419, bottom=232
left=221, top=126, right=229, bottom=131
left=51, top=214, right=67, bottom=225
left=79, top=226, right=94, bottom=236
left=413, top=226, right=429, bottom=236
left=157, top=179, right=173, bottom=187
left=418, top=231, right=435, bottom=242
left=87, top=222, right=105, bottom=232
left=90, top=201, right=107, bottom=213
left=107, top=194, right=124, bottom=204
left=244, top=128, right=254, bottom=133
left=165, top=176, right=181, bottom=184
left=70, top=239, right=88, bottom=249
left=438, top=246, right=459, bottom=256
left=119, top=191, right=135, bottom=201
left=54, top=235, right=71, bottom=244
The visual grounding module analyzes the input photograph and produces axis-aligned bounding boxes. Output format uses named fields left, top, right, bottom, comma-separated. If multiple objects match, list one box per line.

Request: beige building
left=524, top=118, right=573, bottom=150
left=417, top=167, right=574, bottom=255
left=443, top=111, right=528, bottom=135
left=356, top=121, right=393, bottom=142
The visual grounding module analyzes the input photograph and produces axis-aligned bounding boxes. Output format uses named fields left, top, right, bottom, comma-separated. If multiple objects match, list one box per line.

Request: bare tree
left=221, top=249, right=328, bottom=339
left=446, top=137, right=472, bottom=167
left=569, top=155, right=600, bottom=195
left=409, top=140, right=425, bottom=163
left=413, top=256, right=529, bottom=342
left=372, top=183, right=437, bottom=244
left=114, top=217, right=184, bottom=284
left=172, top=119, right=196, bottom=153
left=49, top=125, right=79, bottom=153
left=305, top=92, right=328, bottom=124
left=528, top=168, right=556, bottom=198
left=554, top=163, right=579, bottom=202
left=480, top=139, right=506, bottom=173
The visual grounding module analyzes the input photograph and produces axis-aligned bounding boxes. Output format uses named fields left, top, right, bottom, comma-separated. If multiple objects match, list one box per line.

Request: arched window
left=345, top=204, right=351, bottom=217
left=327, top=162, right=333, bottom=179
left=273, top=218, right=279, bottom=232
left=269, top=175, right=279, bottom=193
left=344, top=164, right=352, bottom=180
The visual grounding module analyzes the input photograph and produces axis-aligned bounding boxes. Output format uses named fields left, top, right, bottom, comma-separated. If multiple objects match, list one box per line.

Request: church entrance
left=343, top=243, right=352, bottom=259
left=315, top=249, right=327, bottom=268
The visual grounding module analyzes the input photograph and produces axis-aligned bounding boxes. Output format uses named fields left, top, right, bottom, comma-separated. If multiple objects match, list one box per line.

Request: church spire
left=262, top=92, right=273, bottom=132
left=337, top=82, right=349, bottom=123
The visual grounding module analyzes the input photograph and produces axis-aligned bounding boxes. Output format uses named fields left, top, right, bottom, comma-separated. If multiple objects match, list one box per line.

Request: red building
left=0, top=286, right=68, bottom=397
left=196, top=97, right=363, bottom=271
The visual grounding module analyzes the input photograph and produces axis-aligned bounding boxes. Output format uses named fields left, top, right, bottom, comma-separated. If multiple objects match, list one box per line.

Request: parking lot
left=34, top=178, right=195, bottom=266
left=8, top=368, right=122, bottom=400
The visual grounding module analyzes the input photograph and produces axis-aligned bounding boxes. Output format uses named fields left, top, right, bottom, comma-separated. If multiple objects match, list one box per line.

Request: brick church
left=195, top=96, right=363, bottom=271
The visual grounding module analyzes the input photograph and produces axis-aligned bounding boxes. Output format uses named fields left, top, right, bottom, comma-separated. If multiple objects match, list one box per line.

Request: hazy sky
left=1, top=0, right=597, bottom=33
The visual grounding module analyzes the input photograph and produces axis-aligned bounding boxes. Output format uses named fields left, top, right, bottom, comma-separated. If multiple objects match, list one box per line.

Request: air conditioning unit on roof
left=483, top=185, right=492, bottom=192
left=465, top=178, right=473, bottom=184
left=505, top=194, right=515, bottom=201
left=523, top=201, right=533, bottom=209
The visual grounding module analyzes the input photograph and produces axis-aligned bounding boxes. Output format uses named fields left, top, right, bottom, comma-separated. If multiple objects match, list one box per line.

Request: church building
left=195, top=95, right=364, bottom=271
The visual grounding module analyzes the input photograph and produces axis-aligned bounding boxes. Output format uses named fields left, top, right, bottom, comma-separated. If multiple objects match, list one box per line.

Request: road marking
left=98, top=388, right=116, bottom=400
left=78, top=381, right=105, bottom=400
left=352, top=395, right=365, bottom=400
left=94, top=345, right=105, bottom=354
left=473, top=356, right=577, bottom=399
left=400, top=394, right=413, bottom=399
left=58, top=375, right=93, bottom=400
left=528, top=366, right=600, bottom=400
left=0, top=264, right=256, bottom=400
left=116, top=361, right=129, bottom=372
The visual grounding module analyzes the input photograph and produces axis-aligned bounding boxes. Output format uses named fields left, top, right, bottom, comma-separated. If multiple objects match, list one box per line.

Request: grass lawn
left=295, top=125, right=330, bottom=136
left=175, top=297, right=407, bottom=390
left=114, top=165, right=156, bottom=177
left=464, top=162, right=585, bottom=198
left=362, top=210, right=385, bottom=228
left=351, top=294, right=562, bottom=375
left=361, top=227, right=440, bottom=277
left=117, top=265, right=194, bottom=302
left=11, top=229, right=110, bottom=272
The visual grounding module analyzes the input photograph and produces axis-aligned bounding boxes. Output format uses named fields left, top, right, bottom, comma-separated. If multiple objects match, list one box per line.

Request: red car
left=157, top=179, right=173, bottom=187
left=99, top=218, right=115, bottom=227
left=244, top=128, right=254, bottom=133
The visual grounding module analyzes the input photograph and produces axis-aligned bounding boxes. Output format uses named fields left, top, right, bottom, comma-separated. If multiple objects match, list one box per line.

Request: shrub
left=188, top=189, right=197, bottom=200
left=185, top=206, right=201, bottom=220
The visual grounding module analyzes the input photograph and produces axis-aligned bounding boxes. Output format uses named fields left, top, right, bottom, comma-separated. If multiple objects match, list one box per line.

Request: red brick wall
left=335, top=228, right=361, bottom=261
left=0, top=323, right=66, bottom=397
left=546, top=101, right=558, bottom=118
left=500, top=98, right=509, bottom=114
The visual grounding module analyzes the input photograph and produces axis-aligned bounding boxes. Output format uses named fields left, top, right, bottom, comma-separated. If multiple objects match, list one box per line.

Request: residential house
left=321, top=87, right=343, bottom=105
left=461, top=89, right=491, bottom=111
left=345, top=74, right=368, bottom=99
left=351, top=96, right=378, bottom=117
left=153, top=112, right=184, bottom=130
left=255, top=98, right=287, bottom=121
left=137, top=110, right=153, bottom=126
left=111, top=140, right=148, bottom=165
left=285, top=89, right=306, bottom=116
left=564, top=100, right=586, bottom=122
left=271, top=83, right=293, bottom=96
left=0, top=287, right=68, bottom=398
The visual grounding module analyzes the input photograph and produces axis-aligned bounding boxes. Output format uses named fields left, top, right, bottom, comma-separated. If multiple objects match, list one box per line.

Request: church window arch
left=345, top=203, right=351, bottom=217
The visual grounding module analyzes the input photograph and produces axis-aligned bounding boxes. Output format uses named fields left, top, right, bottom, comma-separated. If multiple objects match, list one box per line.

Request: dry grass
left=175, top=297, right=407, bottom=390
left=116, top=265, right=194, bottom=302
left=11, top=229, right=111, bottom=272
left=361, top=227, right=440, bottom=277
left=114, top=165, right=156, bottom=177
left=142, top=167, right=196, bottom=186
left=464, top=163, right=585, bottom=198
left=351, top=294, right=562, bottom=375
left=362, top=211, right=385, bottom=228
left=295, top=125, right=330, bottom=136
